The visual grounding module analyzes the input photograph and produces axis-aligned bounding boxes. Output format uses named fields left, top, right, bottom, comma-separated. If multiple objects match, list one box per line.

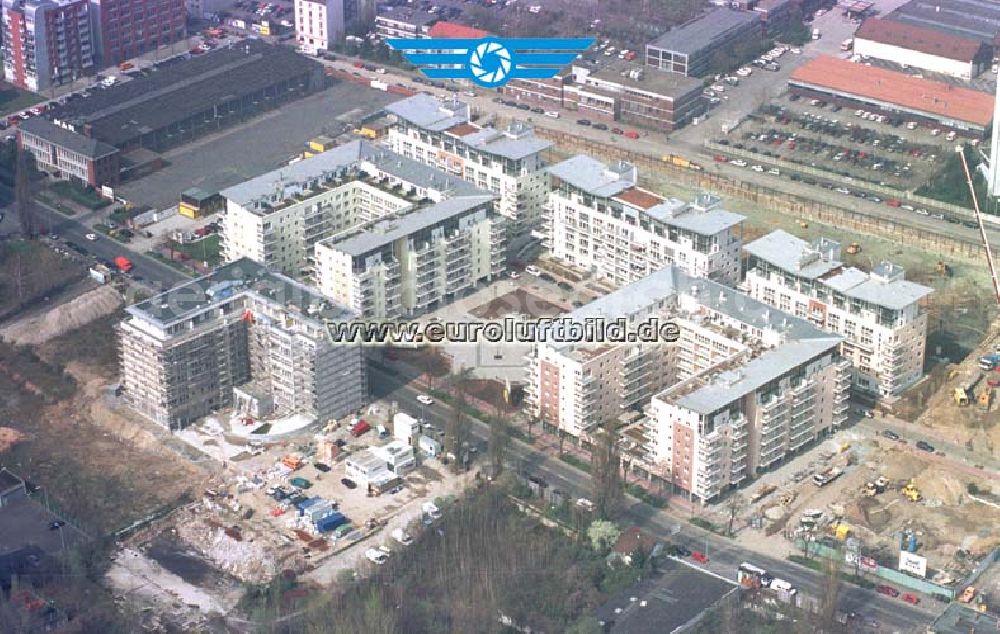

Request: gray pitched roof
left=546, top=155, right=635, bottom=197
left=18, top=117, right=118, bottom=159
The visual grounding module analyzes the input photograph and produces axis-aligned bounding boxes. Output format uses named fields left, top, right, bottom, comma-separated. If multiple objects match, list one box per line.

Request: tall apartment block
left=89, top=0, right=186, bottom=67
left=525, top=266, right=851, bottom=503
left=314, top=196, right=504, bottom=318
left=220, top=140, right=505, bottom=318
left=544, top=155, right=744, bottom=286
left=1, top=0, right=92, bottom=91
left=118, top=259, right=366, bottom=430
left=743, top=230, right=932, bottom=397
left=383, top=94, right=551, bottom=233
left=294, top=0, right=358, bottom=52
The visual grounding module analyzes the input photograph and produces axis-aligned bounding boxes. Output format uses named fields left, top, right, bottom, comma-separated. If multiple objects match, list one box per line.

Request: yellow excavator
left=902, top=480, right=922, bottom=502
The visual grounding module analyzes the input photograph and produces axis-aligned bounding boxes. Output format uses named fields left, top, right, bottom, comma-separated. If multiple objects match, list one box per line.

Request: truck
left=812, top=28, right=821, bottom=40
left=113, top=256, right=133, bottom=273
left=812, top=467, right=843, bottom=487
left=841, top=38, right=853, bottom=51
left=289, top=477, right=312, bottom=489
left=350, top=420, right=371, bottom=437
left=979, top=354, right=1000, bottom=370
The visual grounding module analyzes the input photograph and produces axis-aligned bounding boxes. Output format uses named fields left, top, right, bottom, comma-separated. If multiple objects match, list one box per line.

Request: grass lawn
left=170, top=234, right=221, bottom=265
left=0, top=84, right=43, bottom=116
left=51, top=180, right=110, bottom=209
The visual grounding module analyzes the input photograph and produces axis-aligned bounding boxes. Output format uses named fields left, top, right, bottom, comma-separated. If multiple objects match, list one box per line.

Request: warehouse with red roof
left=788, top=55, right=994, bottom=135
left=427, top=21, right=490, bottom=39
left=853, top=18, right=991, bottom=80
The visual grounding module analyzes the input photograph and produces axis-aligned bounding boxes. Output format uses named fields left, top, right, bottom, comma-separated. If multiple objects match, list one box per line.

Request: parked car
left=49, top=521, right=66, bottom=530
left=508, top=270, right=521, bottom=279
left=341, top=478, right=357, bottom=489
left=544, top=111, right=560, bottom=118
left=525, top=265, right=542, bottom=276
left=876, top=584, right=900, bottom=598
left=365, top=548, right=388, bottom=565
left=576, top=119, right=591, bottom=126
left=314, top=462, right=331, bottom=472
left=416, top=394, right=435, bottom=406
left=85, top=233, right=98, bottom=241
left=592, top=123, right=608, bottom=130
left=669, top=545, right=691, bottom=557
left=915, top=441, right=935, bottom=453
left=691, top=550, right=709, bottom=564
left=557, top=281, right=573, bottom=291
left=881, top=430, right=900, bottom=441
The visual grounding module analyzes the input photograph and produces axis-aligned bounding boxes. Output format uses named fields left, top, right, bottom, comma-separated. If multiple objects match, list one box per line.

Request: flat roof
left=375, top=6, right=438, bottom=26
left=220, top=139, right=479, bottom=210
left=855, top=17, right=985, bottom=62
left=789, top=55, right=994, bottom=127
left=129, top=258, right=355, bottom=326
left=326, top=194, right=495, bottom=256
left=594, top=559, right=737, bottom=633
left=48, top=40, right=321, bottom=147
left=745, top=230, right=933, bottom=309
left=546, top=155, right=635, bottom=197
left=389, top=94, right=551, bottom=159
left=888, top=0, right=1000, bottom=45
left=589, top=59, right=704, bottom=98
left=647, top=8, right=760, bottom=54
left=17, top=117, right=118, bottom=160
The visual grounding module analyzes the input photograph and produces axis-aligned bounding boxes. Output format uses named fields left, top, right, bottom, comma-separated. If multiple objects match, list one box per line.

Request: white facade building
left=294, top=0, right=356, bottom=52
left=544, top=155, right=744, bottom=286
left=525, top=266, right=850, bottom=503
left=384, top=94, right=552, bottom=232
left=853, top=18, right=989, bottom=81
left=743, top=231, right=932, bottom=397
left=220, top=140, right=505, bottom=318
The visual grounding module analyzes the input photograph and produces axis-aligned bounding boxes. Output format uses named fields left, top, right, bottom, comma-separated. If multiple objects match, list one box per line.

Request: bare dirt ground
left=0, top=284, right=123, bottom=345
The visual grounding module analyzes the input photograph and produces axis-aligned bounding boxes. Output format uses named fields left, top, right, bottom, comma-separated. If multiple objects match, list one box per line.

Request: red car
left=350, top=420, right=371, bottom=437
left=886, top=199, right=901, bottom=207
left=691, top=550, right=709, bottom=564
left=624, top=130, right=640, bottom=139
left=876, top=584, right=899, bottom=598
left=713, top=154, right=728, bottom=162
left=902, top=593, right=919, bottom=604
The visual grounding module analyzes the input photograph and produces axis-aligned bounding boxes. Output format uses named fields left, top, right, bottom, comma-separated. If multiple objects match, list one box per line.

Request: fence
left=961, top=544, right=1000, bottom=590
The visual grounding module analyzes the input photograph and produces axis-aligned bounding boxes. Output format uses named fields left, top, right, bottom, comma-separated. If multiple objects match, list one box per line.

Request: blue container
left=908, top=533, right=918, bottom=553
left=316, top=512, right=347, bottom=533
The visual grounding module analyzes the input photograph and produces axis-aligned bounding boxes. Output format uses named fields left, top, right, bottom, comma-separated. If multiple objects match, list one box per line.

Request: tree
left=526, top=416, right=537, bottom=439
left=819, top=554, right=841, bottom=626
left=591, top=423, right=624, bottom=520
left=15, top=145, right=35, bottom=237
left=445, top=367, right=473, bottom=472
left=725, top=493, right=746, bottom=537
left=488, top=412, right=510, bottom=476
left=558, top=428, right=566, bottom=455
left=587, top=519, right=620, bottom=552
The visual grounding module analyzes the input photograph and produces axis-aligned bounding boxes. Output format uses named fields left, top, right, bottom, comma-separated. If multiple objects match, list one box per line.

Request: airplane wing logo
left=385, top=37, right=595, bottom=88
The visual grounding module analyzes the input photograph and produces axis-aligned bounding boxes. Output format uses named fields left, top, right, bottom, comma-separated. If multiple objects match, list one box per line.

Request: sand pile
left=916, top=468, right=968, bottom=506
left=0, top=285, right=122, bottom=345
left=0, top=427, right=26, bottom=453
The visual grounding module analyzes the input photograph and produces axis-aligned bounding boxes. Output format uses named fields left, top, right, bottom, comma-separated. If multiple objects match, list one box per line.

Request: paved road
left=34, top=199, right=190, bottom=291
left=859, top=416, right=1000, bottom=480
left=367, top=363, right=938, bottom=633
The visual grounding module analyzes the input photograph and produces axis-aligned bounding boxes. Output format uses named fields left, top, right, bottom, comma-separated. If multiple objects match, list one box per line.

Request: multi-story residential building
left=88, top=0, right=186, bottom=68
left=373, top=6, right=436, bottom=40
left=1, top=0, right=92, bottom=91
left=220, top=139, right=505, bottom=317
left=384, top=94, right=551, bottom=233
left=294, top=0, right=358, bottom=52
left=315, top=195, right=504, bottom=318
left=118, top=258, right=366, bottom=430
left=17, top=116, right=119, bottom=186
left=743, top=230, right=932, bottom=397
left=525, top=266, right=850, bottom=503
left=544, top=155, right=744, bottom=286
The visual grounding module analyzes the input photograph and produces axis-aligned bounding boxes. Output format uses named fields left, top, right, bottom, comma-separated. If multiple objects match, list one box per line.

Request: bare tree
left=15, top=145, right=35, bottom=237
left=445, top=367, right=473, bottom=472
left=820, top=554, right=841, bottom=626
left=725, top=493, right=746, bottom=537
left=591, top=423, right=624, bottom=520
left=526, top=416, right=538, bottom=439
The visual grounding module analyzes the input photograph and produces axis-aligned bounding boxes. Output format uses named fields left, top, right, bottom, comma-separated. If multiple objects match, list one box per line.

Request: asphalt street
left=367, top=363, right=937, bottom=633
left=33, top=198, right=190, bottom=290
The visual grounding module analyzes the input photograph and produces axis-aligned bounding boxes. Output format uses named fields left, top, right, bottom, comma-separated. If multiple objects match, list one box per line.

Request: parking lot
left=115, top=81, right=400, bottom=211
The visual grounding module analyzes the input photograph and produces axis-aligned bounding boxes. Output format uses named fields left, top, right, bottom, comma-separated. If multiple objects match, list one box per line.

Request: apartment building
left=88, top=0, right=186, bottom=68
left=118, top=258, right=366, bottom=430
left=221, top=140, right=505, bottom=317
left=373, top=6, right=436, bottom=40
left=294, top=0, right=358, bottom=52
left=743, top=230, right=932, bottom=397
left=544, top=155, right=744, bottom=286
left=525, top=266, right=850, bottom=503
left=1, top=0, right=92, bottom=91
left=314, top=195, right=504, bottom=318
left=384, top=94, right=551, bottom=232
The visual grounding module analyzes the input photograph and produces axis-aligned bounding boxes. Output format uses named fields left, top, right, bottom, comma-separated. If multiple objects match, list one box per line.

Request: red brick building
left=1, top=0, right=93, bottom=91
left=89, top=0, right=186, bottom=68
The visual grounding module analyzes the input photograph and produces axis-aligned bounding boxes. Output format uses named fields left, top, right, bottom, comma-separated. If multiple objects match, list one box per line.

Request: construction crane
left=957, top=146, right=1000, bottom=306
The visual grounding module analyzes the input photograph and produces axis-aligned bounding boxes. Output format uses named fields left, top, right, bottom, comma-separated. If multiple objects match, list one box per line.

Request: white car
left=508, top=270, right=521, bottom=279
left=791, top=47, right=802, bottom=54
left=751, top=165, right=764, bottom=172
left=422, top=501, right=442, bottom=519
left=729, top=159, right=748, bottom=167
left=544, top=111, right=560, bottom=118
left=375, top=67, right=386, bottom=74
left=85, top=233, right=98, bottom=241
left=767, top=168, right=780, bottom=176
left=416, top=394, right=434, bottom=406
left=736, top=67, right=752, bottom=77
left=365, top=548, right=388, bottom=565
left=525, top=265, right=542, bottom=276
